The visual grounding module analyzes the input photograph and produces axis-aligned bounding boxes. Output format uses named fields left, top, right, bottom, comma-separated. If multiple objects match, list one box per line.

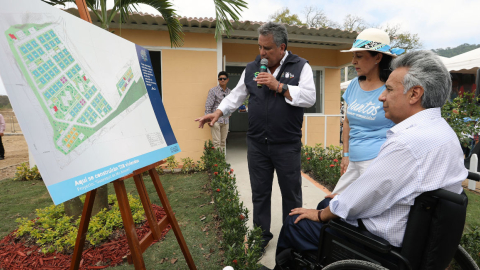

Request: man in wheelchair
left=273, top=51, right=471, bottom=270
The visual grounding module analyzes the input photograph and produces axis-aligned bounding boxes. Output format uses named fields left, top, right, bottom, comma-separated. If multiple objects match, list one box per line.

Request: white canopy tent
left=443, top=48, right=480, bottom=75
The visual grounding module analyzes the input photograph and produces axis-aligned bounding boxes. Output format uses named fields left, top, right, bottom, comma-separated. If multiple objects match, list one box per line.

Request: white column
left=344, top=66, right=348, bottom=82
left=469, top=154, right=478, bottom=190
left=217, top=35, right=223, bottom=74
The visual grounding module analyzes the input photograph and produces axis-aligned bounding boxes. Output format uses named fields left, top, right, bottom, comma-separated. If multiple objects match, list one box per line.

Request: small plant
left=166, top=156, right=179, bottom=173
left=195, top=160, right=206, bottom=172
left=14, top=163, right=42, bottom=181
left=181, top=157, right=196, bottom=174
left=155, top=165, right=165, bottom=175
left=15, top=194, right=145, bottom=254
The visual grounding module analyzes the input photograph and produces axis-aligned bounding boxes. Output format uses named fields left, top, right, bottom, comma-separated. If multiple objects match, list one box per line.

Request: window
left=305, top=69, right=324, bottom=114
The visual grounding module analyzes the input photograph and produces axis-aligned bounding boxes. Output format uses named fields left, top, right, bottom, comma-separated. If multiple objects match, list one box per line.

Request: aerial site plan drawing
left=0, top=0, right=180, bottom=205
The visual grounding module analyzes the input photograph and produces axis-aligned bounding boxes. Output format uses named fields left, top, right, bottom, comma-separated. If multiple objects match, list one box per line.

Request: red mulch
left=0, top=204, right=171, bottom=270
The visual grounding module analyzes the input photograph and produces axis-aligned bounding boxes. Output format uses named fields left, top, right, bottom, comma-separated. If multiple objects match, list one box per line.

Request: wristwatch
left=281, top=83, right=288, bottom=95
left=343, top=152, right=349, bottom=157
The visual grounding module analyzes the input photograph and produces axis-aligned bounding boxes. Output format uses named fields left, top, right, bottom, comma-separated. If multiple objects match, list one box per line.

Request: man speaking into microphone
left=195, top=22, right=316, bottom=252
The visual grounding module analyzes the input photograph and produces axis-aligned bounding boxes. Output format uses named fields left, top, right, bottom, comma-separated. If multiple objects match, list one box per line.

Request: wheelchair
left=276, top=171, right=480, bottom=270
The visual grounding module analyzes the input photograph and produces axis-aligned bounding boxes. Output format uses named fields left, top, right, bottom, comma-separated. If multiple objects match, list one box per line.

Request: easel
left=69, top=1, right=196, bottom=269
left=70, top=160, right=196, bottom=269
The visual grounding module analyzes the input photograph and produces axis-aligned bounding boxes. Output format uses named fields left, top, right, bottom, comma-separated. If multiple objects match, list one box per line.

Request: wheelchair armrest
left=467, top=171, right=480, bottom=182
left=423, top=189, right=467, bottom=205
left=328, top=219, right=392, bottom=253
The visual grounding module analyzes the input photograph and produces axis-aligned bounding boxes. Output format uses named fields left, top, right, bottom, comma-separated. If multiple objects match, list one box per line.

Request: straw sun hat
left=341, top=28, right=405, bottom=57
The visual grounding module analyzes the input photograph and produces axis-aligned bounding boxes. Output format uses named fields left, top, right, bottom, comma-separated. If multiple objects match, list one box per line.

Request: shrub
left=301, top=144, right=342, bottom=189
left=15, top=193, right=145, bottom=254
left=155, top=165, right=164, bottom=175
left=181, top=157, right=196, bottom=174
left=459, top=226, right=480, bottom=267
left=441, top=92, right=480, bottom=150
left=202, top=140, right=263, bottom=269
left=166, top=155, right=179, bottom=172
left=14, top=162, right=42, bottom=181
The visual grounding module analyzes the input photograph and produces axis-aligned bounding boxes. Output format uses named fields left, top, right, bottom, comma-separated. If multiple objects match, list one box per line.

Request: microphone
left=257, top=58, right=268, bottom=88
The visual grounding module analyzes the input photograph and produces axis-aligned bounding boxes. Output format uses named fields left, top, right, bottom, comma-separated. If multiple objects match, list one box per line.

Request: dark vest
left=244, top=52, right=307, bottom=144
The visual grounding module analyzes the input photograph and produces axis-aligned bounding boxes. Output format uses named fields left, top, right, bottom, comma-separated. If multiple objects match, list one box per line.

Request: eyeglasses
left=218, top=78, right=228, bottom=81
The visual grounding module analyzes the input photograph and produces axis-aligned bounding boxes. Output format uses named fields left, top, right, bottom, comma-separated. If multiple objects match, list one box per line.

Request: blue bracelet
left=343, top=152, right=349, bottom=157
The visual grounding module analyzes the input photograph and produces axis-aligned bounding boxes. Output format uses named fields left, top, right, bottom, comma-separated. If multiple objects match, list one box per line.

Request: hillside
left=432, top=43, right=480, bottom=58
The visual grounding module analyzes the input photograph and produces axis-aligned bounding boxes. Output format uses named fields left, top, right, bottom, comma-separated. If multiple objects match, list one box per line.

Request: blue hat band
left=352, top=39, right=405, bottom=56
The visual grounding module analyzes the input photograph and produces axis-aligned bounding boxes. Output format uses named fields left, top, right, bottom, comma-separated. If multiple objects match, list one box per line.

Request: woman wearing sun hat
left=330, top=28, right=405, bottom=195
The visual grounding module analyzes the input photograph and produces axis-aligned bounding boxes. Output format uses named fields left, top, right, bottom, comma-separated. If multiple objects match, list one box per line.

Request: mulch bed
left=0, top=204, right=171, bottom=270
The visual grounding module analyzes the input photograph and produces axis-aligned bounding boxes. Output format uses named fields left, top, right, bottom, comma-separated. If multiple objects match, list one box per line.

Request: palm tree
left=40, top=0, right=247, bottom=217
left=41, top=0, right=248, bottom=47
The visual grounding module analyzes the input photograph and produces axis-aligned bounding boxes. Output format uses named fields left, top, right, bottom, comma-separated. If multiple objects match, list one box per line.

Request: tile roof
left=63, top=8, right=356, bottom=49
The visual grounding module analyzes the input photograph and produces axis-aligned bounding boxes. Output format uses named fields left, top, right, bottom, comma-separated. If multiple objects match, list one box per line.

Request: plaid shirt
left=205, top=85, right=231, bottom=124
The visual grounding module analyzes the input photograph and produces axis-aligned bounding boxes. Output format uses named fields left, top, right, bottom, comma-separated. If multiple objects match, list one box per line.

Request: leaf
left=170, top=258, right=178, bottom=264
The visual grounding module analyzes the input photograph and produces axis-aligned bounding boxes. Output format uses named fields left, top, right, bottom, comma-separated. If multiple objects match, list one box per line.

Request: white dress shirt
left=217, top=51, right=316, bottom=116
left=329, top=108, right=467, bottom=247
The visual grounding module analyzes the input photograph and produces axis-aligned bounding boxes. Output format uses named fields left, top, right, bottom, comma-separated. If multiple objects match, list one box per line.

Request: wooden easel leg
left=113, top=180, right=146, bottom=270
left=70, top=189, right=97, bottom=270
left=148, top=170, right=197, bottom=270
left=133, top=173, right=162, bottom=240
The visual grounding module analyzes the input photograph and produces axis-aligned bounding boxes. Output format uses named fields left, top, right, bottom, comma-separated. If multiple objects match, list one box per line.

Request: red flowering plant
left=301, top=144, right=342, bottom=190
left=202, top=140, right=263, bottom=269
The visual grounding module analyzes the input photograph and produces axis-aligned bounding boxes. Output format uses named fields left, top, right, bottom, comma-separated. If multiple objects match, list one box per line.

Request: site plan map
left=0, top=0, right=180, bottom=204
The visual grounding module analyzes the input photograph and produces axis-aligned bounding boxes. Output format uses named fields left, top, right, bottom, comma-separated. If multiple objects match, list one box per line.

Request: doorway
left=226, top=66, right=248, bottom=132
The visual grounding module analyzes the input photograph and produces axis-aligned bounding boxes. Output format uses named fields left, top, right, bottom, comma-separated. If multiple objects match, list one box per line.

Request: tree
left=41, top=0, right=247, bottom=217
left=42, top=0, right=248, bottom=47
left=269, top=7, right=304, bottom=26
left=382, top=24, right=422, bottom=52
left=303, top=6, right=339, bottom=29
left=269, top=7, right=422, bottom=53
left=342, top=14, right=367, bottom=33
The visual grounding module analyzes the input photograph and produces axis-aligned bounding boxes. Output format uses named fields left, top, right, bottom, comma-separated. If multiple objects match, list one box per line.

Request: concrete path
left=226, top=132, right=328, bottom=269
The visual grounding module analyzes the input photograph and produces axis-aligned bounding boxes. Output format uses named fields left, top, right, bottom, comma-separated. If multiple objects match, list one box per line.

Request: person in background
left=332, top=28, right=404, bottom=195
left=204, top=71, right=231, bottom=153
left=0, top=113, right=5, bottom=160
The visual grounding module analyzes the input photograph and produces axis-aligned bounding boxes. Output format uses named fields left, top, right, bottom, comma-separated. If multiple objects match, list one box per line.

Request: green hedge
left=202, top=140, right=263, bottom=269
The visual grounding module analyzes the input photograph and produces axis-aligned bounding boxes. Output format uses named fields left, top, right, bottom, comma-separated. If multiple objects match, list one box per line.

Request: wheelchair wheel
left=322, top=259, right=388, bottom=270
left=453, top=245, right=480, bottom=270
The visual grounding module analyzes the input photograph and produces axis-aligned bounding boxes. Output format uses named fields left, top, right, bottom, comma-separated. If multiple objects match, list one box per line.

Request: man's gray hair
left=391, top=50, right=451, bottom=108
left=258, top=22, right=288, bottom=49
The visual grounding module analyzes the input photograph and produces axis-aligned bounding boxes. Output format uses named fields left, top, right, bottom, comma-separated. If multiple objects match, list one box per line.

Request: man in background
left=204, top=71, right=231, bottom=153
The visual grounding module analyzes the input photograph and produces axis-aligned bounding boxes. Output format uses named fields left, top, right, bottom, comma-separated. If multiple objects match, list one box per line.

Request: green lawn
left=0, top=172, right=223, bottom=270
left=464, top=188, right=480, bottom=231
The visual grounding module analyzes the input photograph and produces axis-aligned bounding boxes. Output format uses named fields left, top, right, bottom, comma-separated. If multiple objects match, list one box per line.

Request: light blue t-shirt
left=343, top=78, right=394, bottom=162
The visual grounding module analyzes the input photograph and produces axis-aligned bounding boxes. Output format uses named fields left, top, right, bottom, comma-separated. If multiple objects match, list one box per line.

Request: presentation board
left=0, top=0, right=180, bottom=205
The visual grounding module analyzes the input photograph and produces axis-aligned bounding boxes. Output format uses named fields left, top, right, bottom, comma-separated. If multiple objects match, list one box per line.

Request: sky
left=1, top=0, right=479, bottom=95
